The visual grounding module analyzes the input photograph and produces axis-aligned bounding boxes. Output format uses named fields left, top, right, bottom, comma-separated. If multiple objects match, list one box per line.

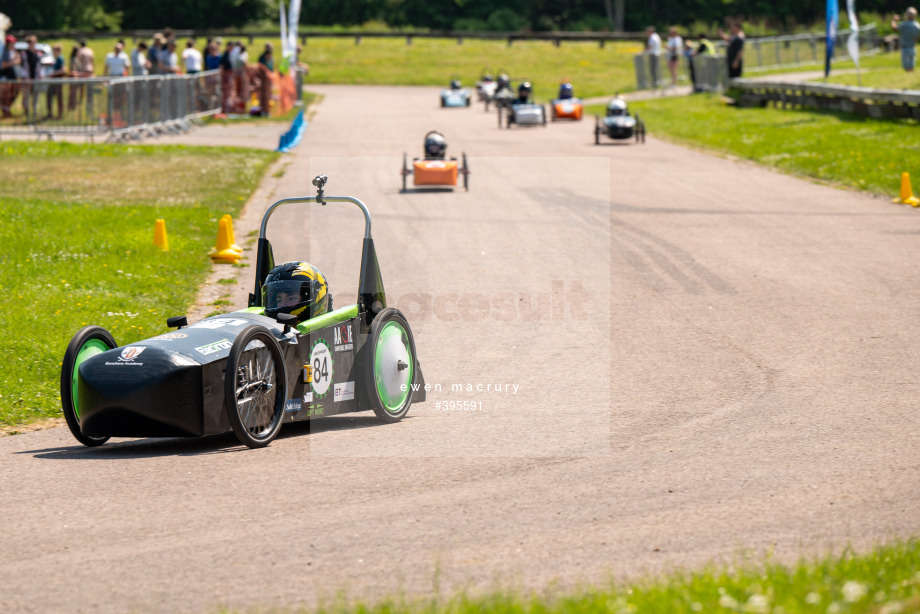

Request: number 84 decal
left=309, top=339, right=333, bottom=398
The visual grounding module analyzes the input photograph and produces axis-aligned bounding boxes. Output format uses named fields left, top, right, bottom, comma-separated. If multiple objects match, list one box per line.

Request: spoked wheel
left=60, top=325, right=117, bottom=447
left=225, top=325, right=287, bottom=448
left=401, top=153, right=408, bottom=191
left=595, top=127, right=600, bottom=145
left=641, top=121, right=647, bottom=143
left=365, top=308, right=417, bottom=423
left=542, top=105, right=548, bottom=126
left=497, top=106, right=502, bottom=128
left=462, top=152, right=469, bottom=191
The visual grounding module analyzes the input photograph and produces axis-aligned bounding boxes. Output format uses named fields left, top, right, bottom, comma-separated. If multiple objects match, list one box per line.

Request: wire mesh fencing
left=0, top=70, right=221, bottom=141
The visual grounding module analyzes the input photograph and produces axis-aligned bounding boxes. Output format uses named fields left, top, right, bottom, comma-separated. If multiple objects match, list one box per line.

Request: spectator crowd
left=0, top=28, right=309, bottom=120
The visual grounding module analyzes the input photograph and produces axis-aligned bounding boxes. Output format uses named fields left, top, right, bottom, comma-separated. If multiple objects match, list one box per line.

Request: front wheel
left=60, top=326, right=117, bottom=447
left=365, top=309, right=417, bottom=423
left=225, top=325, right=287, bottom=448
left=462, top=152, right=469, bottom=191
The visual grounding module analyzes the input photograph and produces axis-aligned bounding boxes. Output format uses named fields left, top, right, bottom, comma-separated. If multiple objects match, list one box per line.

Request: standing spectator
left=666, top=27, right=683, bottom=88
left=45, top=43, right=66, bottom=119
left=219, top=39, right=235, bottom=114
left=182, top=39, right=202, bottom=74
left=21, top=35, right=42, bottom=119
left=684, top=39, right=698, bottom=93
left=161, top=41, right=180, bottom=74
left=0, top=34, right=21, bottom=118
left=73, top=39, right=95, bottom=76
left=104, top=41, right=129, bottom=77
left=645, top=26, right=662, bottom=88
left=131, top=41, right=150, bottom=76
left=258, top=43, right=274, bottom=72
left=892, top=8, right=920, bottom=72
left=233, top=44, right=250, bottom=110
left=719, top=21, right=745, bottom=80
left=693, top=33, right=716, bottom=93
left=204, top=40, right=221, bottom=71
left=148, top=33, right=163, bottom=74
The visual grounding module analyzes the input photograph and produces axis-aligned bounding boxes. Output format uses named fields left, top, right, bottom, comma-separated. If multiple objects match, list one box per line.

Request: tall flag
left=279, top=0, right=289, bottom=60
left=288, top=0, right=302, bottom=65
left=846, top=0, right=860, bottom=69
left=826, top=0, right=839, bottom=77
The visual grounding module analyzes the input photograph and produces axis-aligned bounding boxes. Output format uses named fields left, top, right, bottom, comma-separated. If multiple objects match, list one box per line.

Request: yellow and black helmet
left=262, top=261, right=330, bottom=322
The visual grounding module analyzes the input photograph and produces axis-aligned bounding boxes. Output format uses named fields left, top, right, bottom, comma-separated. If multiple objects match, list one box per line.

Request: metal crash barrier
left=0, top=70, right=221, bottom=141
left=634, top=24, right=879, bottom=92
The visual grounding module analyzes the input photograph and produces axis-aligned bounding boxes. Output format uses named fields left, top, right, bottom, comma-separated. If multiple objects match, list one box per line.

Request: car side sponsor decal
left=195, top=339, right=233, bottom=355
left=303, top=392, right=313, bottom=403
left=310, top=339, right=332, bottom=398
left=333, top=381, right=355, bottom=403
left=105, top=346, right=145, bottom=366
left=157, top=332, right=187, bottom=340
left=285, top=399, right=301, bottom=413
left=333, top=324, right=353, bottom=352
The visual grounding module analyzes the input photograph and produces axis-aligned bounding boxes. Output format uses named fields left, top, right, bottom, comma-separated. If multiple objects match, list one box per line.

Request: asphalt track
left=2, top=85, right=919, bottom=613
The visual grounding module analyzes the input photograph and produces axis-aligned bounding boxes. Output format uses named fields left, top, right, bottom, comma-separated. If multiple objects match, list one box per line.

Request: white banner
left=847, top=0, right=860, bottom=67
left=279, top=0, right=289, bottom=60
left=288, top=0, right=302, bottom=63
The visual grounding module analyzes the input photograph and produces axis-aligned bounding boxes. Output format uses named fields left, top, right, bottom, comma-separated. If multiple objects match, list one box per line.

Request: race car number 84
left=310, top=340, right=332, bottom=396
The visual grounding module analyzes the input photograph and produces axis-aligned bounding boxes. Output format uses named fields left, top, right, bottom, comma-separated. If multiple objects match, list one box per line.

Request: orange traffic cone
left=153, top=219, right=169, bottom=251
left=893, top=172, right=920, bottom=206
left=221, top=214, right=243, bottom=252
left=208, top=217, right=242, bottom=264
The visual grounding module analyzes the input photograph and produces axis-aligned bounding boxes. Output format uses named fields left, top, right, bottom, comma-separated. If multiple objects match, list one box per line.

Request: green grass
left=220, top=539, right=920, bottom=613
left=0, top=142, right=277, bottom=430
left=586, top=93, right=920, bottom=196
left=816, top=51, right=920, bottom=89
left=44, top=36, right=644, bottom=101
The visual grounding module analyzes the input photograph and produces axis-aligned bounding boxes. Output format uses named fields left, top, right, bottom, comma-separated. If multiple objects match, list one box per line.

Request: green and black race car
left=60, top=175, right=426, bottom=449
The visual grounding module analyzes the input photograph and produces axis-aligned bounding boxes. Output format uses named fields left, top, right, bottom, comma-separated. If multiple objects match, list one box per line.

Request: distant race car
left=61, top=175, right=426, bottom=449
left=400, top=130, right=470, bottom=191
left=440, top=78, right=472, bottom=107
left=595, top=97, right=645, bottom=144
left=486, top=72, right=513, bottom=112
left=550, top=81, right=583, bottom=121
left=475, top=70, right=497, bottom=106
left=498, top=81, right=547, bottom=129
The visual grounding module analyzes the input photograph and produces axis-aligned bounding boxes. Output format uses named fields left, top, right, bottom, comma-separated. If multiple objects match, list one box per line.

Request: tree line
left=4, top=0, right=909, bottom=33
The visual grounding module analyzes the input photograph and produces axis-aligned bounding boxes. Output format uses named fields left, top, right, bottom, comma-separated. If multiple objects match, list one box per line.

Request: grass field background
left=586, top=92, right=919, bottom=198
left=0, top=142, right=277, bottom=430
left=45, top=36, right=644, bottom=101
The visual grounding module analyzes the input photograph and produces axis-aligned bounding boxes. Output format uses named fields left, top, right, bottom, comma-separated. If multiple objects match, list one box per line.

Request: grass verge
left=0, top=142, right=277, bottom=430
left=817, top=52, right=920, bottom=89
left=222, top=539, right=920, bottom=613
left=587, top=93, right=919, bottom=197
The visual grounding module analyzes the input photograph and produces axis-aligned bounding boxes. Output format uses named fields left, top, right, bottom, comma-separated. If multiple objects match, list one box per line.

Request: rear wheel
left=542, top=105, right=548, bottom=126
left=365, top=309, right=417, bottom=423
left=225, top=325, right=287, bottom=448
left=401, top=153, right=408, bottom=191
left=462, top=152, right=469, bottom=191
left=60, top=326, right=117, bottom=447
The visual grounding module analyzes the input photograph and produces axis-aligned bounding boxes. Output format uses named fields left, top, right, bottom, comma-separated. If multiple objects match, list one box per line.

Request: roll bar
left=249, top=175, right=386, bottom=326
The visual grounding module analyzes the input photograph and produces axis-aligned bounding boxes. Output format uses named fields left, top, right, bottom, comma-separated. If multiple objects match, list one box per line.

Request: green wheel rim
left=71, top=339, right=110, bottom=420
left=374, top=321, right=413, bottom=413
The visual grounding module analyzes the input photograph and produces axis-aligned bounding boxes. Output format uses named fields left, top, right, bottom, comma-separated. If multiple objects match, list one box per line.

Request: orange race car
left=400, top=131, right=470, bottom=191
left=550, top=82, right=583, bottom=121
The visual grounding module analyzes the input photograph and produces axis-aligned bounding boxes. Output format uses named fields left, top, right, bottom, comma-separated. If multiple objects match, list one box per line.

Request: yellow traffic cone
left=153, top=219, right=169, bottom=251
left=893, top=172, right=920, bottom=205
left=221, top=214, right=243, bottom=252
left=209, top=217, right=242, bottom=264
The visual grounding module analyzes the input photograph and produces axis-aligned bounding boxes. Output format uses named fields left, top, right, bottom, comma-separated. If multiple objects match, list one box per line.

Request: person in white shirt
left=130, top=41, right=150, bottom=76
left=645, top=26, right=662, bottom=88
left=161, top=41, right=180, bottom=74
left=182, top=39, right=202, bottom=74
left=666, top=27, right=684, bottom=87
left=104, top=41, right=129, bottom=77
